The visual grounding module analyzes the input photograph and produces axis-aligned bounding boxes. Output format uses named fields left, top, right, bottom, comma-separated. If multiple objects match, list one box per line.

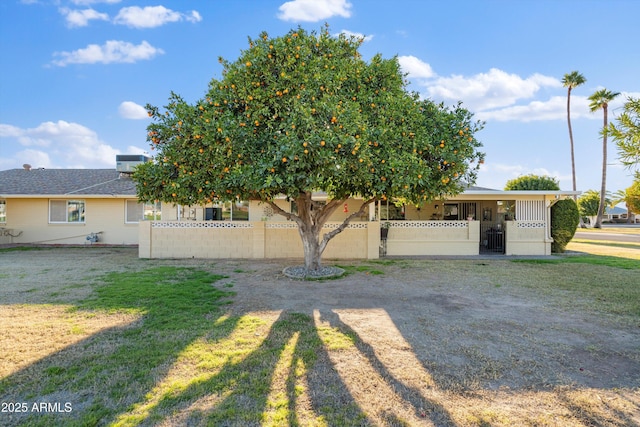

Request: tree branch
left=315, top=198, right=345, bottom=229
left=319, top=197, right=377, bottom=253
left=265, top=200, right=304, bottom=228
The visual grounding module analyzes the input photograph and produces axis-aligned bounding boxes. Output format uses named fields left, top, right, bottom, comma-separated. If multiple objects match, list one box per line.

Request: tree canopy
left=133, top=27, right=484, bottom=271
left=578, top=189, right=608, bottom=222
left=504, top=174, right=560, bottom=191
left=626, top=180, right=640, bottom=215
left=610, top=96, right=640, bottom=179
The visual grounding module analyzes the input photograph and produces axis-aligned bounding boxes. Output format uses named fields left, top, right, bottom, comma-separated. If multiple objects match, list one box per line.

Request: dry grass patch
left=0, top=305, right=138, bottom=378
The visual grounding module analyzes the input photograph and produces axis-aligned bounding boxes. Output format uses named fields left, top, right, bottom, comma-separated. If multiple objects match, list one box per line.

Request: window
left=49, top=200, right=85, bottom=223
left=443, top=203, right=459, bottom=220
left=144, top=202, right=161, bottom=220
left=222, top=200, right=249, bottom=221
left=379, top=200, right=404, bottom=220
left=126, top=200, right=161, bottom=223
left=0, top=199, right=6, bottom=223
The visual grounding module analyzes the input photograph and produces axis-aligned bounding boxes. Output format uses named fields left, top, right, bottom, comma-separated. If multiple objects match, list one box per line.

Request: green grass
left=511, top=255, right=640, bottom=317
left=571, top=239, right=640, bottom=251
left=512, top=255, right=640, bottom=270
left=1, top=267, right=233, bottom=426
left=0, top=266, right=368, bottom=426
left=337, top=263, right=385, bottom=276
left=0, top=246, right=45, bottom=253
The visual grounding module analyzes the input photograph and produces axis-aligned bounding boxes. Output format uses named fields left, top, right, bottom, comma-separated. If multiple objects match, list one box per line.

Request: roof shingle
left=0, top=169, right=138, bottom=196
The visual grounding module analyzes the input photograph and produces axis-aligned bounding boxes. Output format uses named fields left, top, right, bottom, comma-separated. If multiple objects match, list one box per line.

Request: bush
left=551, top=199, right=580, bottom=253
left=505, top=174, right=560, bottom=191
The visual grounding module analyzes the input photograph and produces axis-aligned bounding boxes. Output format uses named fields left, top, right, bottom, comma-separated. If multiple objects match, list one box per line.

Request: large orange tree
left=134, top=27, right=484, bottom=272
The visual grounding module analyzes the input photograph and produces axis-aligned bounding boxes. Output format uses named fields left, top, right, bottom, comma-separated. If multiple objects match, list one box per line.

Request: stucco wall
left=139, top=221, right=377, bottom=260
left=505, top=221, right=551, bottom=255
left=1, top=198, right=139, bottom=245
left=385, top=220, right=480, bottom=256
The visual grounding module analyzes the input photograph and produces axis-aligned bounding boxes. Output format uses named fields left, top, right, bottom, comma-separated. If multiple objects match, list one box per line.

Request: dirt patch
left=1, top=247, right=639, bottom=426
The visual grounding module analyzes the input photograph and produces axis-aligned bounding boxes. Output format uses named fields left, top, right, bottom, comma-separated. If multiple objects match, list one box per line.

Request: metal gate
left=480, top=222, right=505, bottom=254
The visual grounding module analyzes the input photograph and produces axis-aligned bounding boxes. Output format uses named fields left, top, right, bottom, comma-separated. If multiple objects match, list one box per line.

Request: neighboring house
left=0, top=156, right=157, bottom=245
left=604, top=205, right=637, bottom=223
left=1, top=160, right=578, bottom=256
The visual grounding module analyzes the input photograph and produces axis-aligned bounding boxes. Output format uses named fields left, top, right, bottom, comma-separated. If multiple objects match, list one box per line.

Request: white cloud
left=337, top=29, right=373, bottom=42
left=0, top=124, right=23, bottom=138
left=1, top=120, right=119, bottom=168
left=477, top=163, right=570, bottom=190
left=70, top=0, right=120, bottom=4
left=278, top=0, right=352, bottom=22
left=51, top=40, right=164, bottom=66
left=478, top=95, right=594, bottom=122
left=12, top=149, right=53, bottom=169
left=398, top=55, right=435, bottom=79
left=427, top=68, right=562, bottom=112
left=118, top=101, right=149, bottom=120
left=113, top=5, right=202, bottom=28
left=60, top=7, right=109, bottom=28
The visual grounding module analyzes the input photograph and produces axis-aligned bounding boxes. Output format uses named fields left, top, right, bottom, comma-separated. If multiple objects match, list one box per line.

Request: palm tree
left=562, top=71, right=586, bottom=198
left=588, top=88, right=620, bottom=228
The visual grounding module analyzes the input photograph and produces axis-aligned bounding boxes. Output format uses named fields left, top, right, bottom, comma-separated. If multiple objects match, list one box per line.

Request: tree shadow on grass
left=0, top=267, right=240, bottom=426
left=317, top=309, right=457, bottom=426
left=0, top=267, right=375, bottom=426
left=130, top=311, right=370, bottom=426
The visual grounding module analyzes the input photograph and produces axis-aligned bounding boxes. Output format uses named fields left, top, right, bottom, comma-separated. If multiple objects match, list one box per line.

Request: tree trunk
left=567, top=87, right=578, bottom=196
left=595, top=105, right=609, bottom=228
left=266, top=193, right=376, bottom=273
left=568, top=87, right=587, bottom=228
left=299, top=225, right=323, bottom=271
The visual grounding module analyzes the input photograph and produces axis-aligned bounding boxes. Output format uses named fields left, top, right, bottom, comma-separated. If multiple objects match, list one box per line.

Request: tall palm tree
left=588, top=88, right=620, bottom=228
left=562, top=71, right=586, bottom=198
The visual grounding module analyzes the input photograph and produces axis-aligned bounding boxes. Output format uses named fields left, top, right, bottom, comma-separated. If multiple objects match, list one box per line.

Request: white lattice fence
left=515, top=200, right=545, bottom=221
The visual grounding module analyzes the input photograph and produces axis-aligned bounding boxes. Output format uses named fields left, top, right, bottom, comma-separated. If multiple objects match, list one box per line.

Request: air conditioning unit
left=116, top=155, right=150, bottom=173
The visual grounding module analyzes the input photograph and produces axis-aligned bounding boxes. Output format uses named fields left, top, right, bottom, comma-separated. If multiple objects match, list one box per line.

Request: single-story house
left=0, top=156, right=158, bottom=246
left=1, top=158, right=579, bottom=257
left=604, top=205, right=637, bottom=223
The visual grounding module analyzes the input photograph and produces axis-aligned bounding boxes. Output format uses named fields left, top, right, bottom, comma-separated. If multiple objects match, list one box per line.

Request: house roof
left=0, top=168, right=138, bottom=197
left=0, top=167, right=580, bottom=201
left=605, top=206, right=627, bottom=215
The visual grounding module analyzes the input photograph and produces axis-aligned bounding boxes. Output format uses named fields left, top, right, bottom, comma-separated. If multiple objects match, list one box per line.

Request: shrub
left=551, top=199, right=580, bottom=253
left=504, top=174, right=560, bottom=191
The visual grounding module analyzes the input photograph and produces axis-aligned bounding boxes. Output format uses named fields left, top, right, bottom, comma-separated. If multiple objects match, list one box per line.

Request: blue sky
left=1, top=0, right=639, bottom=195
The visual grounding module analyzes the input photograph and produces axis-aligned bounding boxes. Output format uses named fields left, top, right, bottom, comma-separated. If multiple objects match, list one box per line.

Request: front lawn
left=1, top=243, right=638, bottom=426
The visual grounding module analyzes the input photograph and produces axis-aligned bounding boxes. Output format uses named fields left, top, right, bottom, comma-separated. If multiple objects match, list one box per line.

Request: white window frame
left=49, top=199, right=85, bottom=224
left=125, top=200, right=161, bottom=223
